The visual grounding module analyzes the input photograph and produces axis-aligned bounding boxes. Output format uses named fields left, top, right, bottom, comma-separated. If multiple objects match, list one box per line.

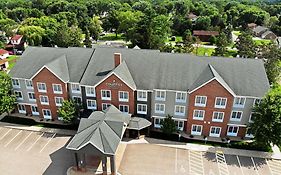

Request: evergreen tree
left=160, top=114, right=177, bottom=135
left=236, top=32, right=256, bottom=58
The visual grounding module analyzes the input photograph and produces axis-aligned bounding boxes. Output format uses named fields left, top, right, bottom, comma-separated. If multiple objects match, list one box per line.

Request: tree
left=89, top=16, right=103, bottom=41
left=0, top=73, right=16, bottom=115
left=57, top=100, right=77, bottom=123
left=250, top=85, right=281, bottom=148
left=194, top=16, right=211, bottom=30
left=236, top=32, right=255, bottom=58
left=54, top=22, right=83, bottom=47
left=213, top=32, right=228, bottom=56
left=160, top=114, right=177, bottom=135
left=18, top=25, right=45, bottom=46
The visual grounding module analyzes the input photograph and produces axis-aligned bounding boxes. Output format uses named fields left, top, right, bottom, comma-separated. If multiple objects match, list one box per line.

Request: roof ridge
left=78, top=49, right=96, bottom=83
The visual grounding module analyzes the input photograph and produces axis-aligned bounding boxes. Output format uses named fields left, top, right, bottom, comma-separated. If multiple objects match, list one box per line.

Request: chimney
left=114, top=53, right=122, bottom=68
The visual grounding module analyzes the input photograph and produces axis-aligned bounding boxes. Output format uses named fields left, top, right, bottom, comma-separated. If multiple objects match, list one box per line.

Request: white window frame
left=191, top=124, right=202, bottom=135
left=25, top=80, right=33, bottom=89
left=42, top=109, right=52, bottom=119
left=14, top=91, right=23, bottom=100
left=175, top=120, right=184, bottom=131
left=233, top=97, right=246, bottom=108
left=253, top=98, right=261, bottom=107
left=195, top=96, right=207, bottom=107
left=154, top=117, right=164, bottom=128
left=245, top=128, right=254, bottom=138
left=155, top=103, right=165, bottom=114
left=52, top=84, right=63, bottom=94
left=174, top=105, right=185, bottom=116
left=40, top=95, right=49, bottom=105
left=212, top=111, right=224, bottom=122
left=119, top=91, right=129, bottom=102
left=12, top=78, right=20, bottom=88
left=101, top=90, right=111, bottom=101
left=137, top=90, right=147, bottom=101
left=249, top=112, right=255, bottom=123
left=18, top=104, right=26, bottom=114
left=227, top=126, right=239, bottom=136
left=72, top=96, right=82, bottom=104
left=55, top=97, right=64, bottom=107
left=193, top=109, right=205, bottom=120
left=85, top=86, right=96, bottom=97
left=28, top=92, right=36, bottom=102
left=230, top=111, right=243, bottom=121
left=175, top=92, right=187, bottom=103
left=37, top=82, right=47, bottom=93
left=155, top=90, right=166, bottom=101
left=102, top=103, right=111, bottom=111
left=215, top=97, right=227, bottom=109
left=137, top=104, right=147, bottom=115
left=209, top=126, right=221, bottom=137
left=119, top=105, right=129, bottom=114
left=31, top=105, right=39, bottom=115
left=87, top=99, right=97, bottom=110
left=71, top=83, right=81, bottom=94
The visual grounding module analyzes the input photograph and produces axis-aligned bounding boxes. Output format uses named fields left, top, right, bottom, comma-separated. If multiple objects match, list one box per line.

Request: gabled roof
left=11, top=35, right=22, bottom=41
left=66, top=105, right=129, bottom=155
left=193, top=30, right=219, bottom=36
left=112, top=61, right=136, bottom=90
left=128, top=117, right=152, bottom=130
left=261, top=31, right=276, bottom=39
left=0, top=49, right=8, bottom=55
left=253, top=26, right=268, bottom=34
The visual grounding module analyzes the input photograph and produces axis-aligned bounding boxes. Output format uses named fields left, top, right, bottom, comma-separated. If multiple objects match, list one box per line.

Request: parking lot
left=119, top=144, right=281, bottom=175
left=0, top=126, right=73, bottom=175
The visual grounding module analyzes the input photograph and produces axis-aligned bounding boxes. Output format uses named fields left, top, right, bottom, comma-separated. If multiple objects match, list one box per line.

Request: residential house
left=193, top=30, right=219, bottom=42
left=0, top=49, right=9, bottom=59
left=252, top=26, right=269, bottom=37
left=247, top=23, right=257, bottom=30
left=6, top=35, right=26, bottom=53
left=10, top=35, right=23, bottom=45
left=9, top=47, right=269, bottom=140
left=0, top=59, right=9, bottom=71
left=187, top=13, right=198, bottom=22
left=261, top=31, right=277, bottom=40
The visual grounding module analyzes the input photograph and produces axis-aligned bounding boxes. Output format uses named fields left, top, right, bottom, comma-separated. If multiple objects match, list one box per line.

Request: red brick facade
left=95, top=74, right=135, bottom=114
left=32, top=67, right=68, bottom=120
left=187, top=79, right=234, bottom=137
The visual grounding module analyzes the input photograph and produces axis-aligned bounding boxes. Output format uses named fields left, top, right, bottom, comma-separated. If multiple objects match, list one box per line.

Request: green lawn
left=99, top=33, right=125, bottom=41
left=254, top=39, right=272, bottom=46
left=233, top=31, right=241, bottom=36
left=7, top=55, right=19, bottom=70
left=193, top=47, right=215, bottom=56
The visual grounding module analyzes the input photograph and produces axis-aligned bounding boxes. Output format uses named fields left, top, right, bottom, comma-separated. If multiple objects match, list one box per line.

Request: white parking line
left=4, top=130, right=22, bottom=147
left=189, top=151, right=204, bottom=175
left=39, top=133, right=56, bottom=153
left=216, top=151, right=229, bottom=175
left=266, top=159, right=281, bottom=175
left=15, top=131, right=32, bottom=150
left=27, top=132, right=44, bottom=151
left=0, top=129, right=12, bottom=140
left=251, top=157, right=259, bottom=175
left=236, top=155, right=245, bottom=175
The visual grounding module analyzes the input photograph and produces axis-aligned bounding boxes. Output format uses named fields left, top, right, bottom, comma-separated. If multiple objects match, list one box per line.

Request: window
left=71, top=84, right=81, bottom=93
left=28, top=92, right=36, bottom=102
left=155, top=103, right=165, bottom=114
left=53, top=84, right=62, bottom=94
left=209, top=126, right=221, bottom=137
left=25, top=80, right=33, bottom=89
left=40, top=95, right=49, bottom=105
left=154, top=118, right=164, bottom=128
left=245, top=128, right=254, bottom=138
left=37, top=82, right=46, bottom=92
left=212, top=112, right=224, bottom=122
left=18, top=104, right=26, bottom=114
left=31, top=105, right=39, bottom=115
left=137, top=104, right=147, bottom=114
left=14, top=91, right=23, bottom=100
left=175, top=120, right=184, bottom=131
left=102, top=103, right=111, bottom=111
left=191, top=125, right=202, bottom=135
left=137, top=91, right=147, bottom=101
left=119, top=91, right=129, bottom=102
left=101, top=90, right=111, bottom=100
left=227, top=126, right=239, bottom=136
left=215, top=97, right=227, bottom=109
left=12, top=79, right=20, bottom=88
left=195, top=96, right=207, bottom=107
left=155, top=90, right=166, bottom=101
left=249, top=112, right=255, bottom=123
left=55, top=97, right=64, bottom=107
left=42, top=109, right=51, bottom=119
left=73, top=96, right=82, bottom=104
left=193, top=110, right=205, bottom=120
left=119, top=105, right=129, bottom=113
left=87, top=100, right=97, bottom=110
left=230, top=111, right=243, bottom=121
left=175, top=92, right=187, bottom=103
left=86, top=87, right=95, bottom=97
left=174, top=105, right=185, bottom=116
left=233, top=97, right=246, bottom=108
left=253, top=99, right=261, bottom=107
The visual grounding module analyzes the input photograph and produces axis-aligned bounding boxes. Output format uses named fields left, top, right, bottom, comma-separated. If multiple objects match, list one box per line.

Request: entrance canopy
left=127, top=117, right=152, bottom=130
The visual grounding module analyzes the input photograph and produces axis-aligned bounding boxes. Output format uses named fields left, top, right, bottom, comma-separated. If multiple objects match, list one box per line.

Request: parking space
left=0, top=126, right=73, bottom=175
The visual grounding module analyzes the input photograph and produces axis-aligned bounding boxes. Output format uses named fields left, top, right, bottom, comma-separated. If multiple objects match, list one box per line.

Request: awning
left=127, top=117, right=152, bottom=130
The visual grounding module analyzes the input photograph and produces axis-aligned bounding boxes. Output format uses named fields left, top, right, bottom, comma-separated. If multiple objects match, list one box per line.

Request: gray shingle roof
left=253, top=26, right=268, bottom=34
left=127, top=117, right=152, bottom=130
left=45, top=54, right=69, bottom=82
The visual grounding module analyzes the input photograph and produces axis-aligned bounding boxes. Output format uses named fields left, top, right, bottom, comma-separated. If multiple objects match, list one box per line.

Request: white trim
left=227, top=125, right=239, bottom=137
left=209, top=126, right=221, bottom=137
left=87, top=99, right=97, bottom=110
left=14, top=90, right=23, bottom=100
left=214, top=97, right=227, bottom=109
left=39, top=95, right=49, bottom=105
left=93, top=72, right=136, bottom=90
left=227, top=123, right=247, bottom=127
left=154, top=89, right=166, bottom=101
left=71, top=83, right=81, bottom=94
left=12, top=78, right=21, bottom=88
left=172, top=117, right=187, bottom=121
left=212, top=111, right=224, bottom=122
left=151, top=116, right=166, bottom=119
left=37, top=82, right=47, bottom=93
left=17, top=102, right=38, bottom=106
left=245, top=128, right=254, bottom=138
left=17, top=104, right=26, bottom=114
left=27, top=92, right=36, bottom=102
left=137, top=104, right=147, bottom=115
left=253, top=98, right=261, bottom=107
left=119, top=104, right=129, bottom=114
left=102, top=103, right=111, bottom=111
left=193, top=109, right=205, bottom=120
left=25, top=80, right=33, bottom=90
left=174, top=105, right=185, bottom=116
left=42, top=109, right=52, bottom=119
left=191, top=124, right=202, bottom=135
left=85, top=86, right=96, bottom=97
left=118, top=91, right=129, bottom=102
left=249, top=112, right=254, bottom=123
left=72, top=96, right=82, bottom=103
left=55, top=97, right=64, bottom=107
left=175, top=91, right=187, bottom=103
left=230, top=111, right=243, bottom=122
left=52, top=84, right=63, bottom=94
left=101, top=89, right=111, bottom=101
left=137, top=90, right=148, bottom=101
left=31, top=105, right=39, bottom=115
left=194, top=95, right=207, bottom=107
left=233, top=96, right=246, bottom=108
left=155, top=103, right=165, bottom=114
left=154, top=117, right=163, bottom=128
left=30, top=66, right=67, bottom=83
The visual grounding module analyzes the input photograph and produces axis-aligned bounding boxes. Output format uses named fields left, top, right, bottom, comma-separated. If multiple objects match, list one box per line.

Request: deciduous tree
left=0, top=73, right=16, bottom=115
left=58, top=100, right=77, bottom=123
left=160, top=114, right=177, bottom=135
left=236, top=32, right=256, bottom=58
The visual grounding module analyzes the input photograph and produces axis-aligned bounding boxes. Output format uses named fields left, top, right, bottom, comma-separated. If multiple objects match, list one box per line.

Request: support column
left=74, top=152, right=80, bottom=170
left=102, top=156, right=107, bottom=175
left=110, top=155, right=117, bottom=175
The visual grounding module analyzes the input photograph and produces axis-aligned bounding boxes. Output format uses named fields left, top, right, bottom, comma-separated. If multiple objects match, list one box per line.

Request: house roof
left=0, top=49, right=8, bottom=55
left=127, top=117, right=152, bottom=130
left=247, top=23, right=257, bottom=28
left=11, top=35, right=23, bottom=41
left=261, top=31, right=277, bottom=39
left=253, top=26, right=268, bottom=34
left=10, top=46, right=270, bottom=97
left=0, top=59, right=7, bottom=65
left=66, top=105, right=129, bottom=155
left=187, top=13, right=197, bottom=19
left=193, top=30, right=219, bottom=36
